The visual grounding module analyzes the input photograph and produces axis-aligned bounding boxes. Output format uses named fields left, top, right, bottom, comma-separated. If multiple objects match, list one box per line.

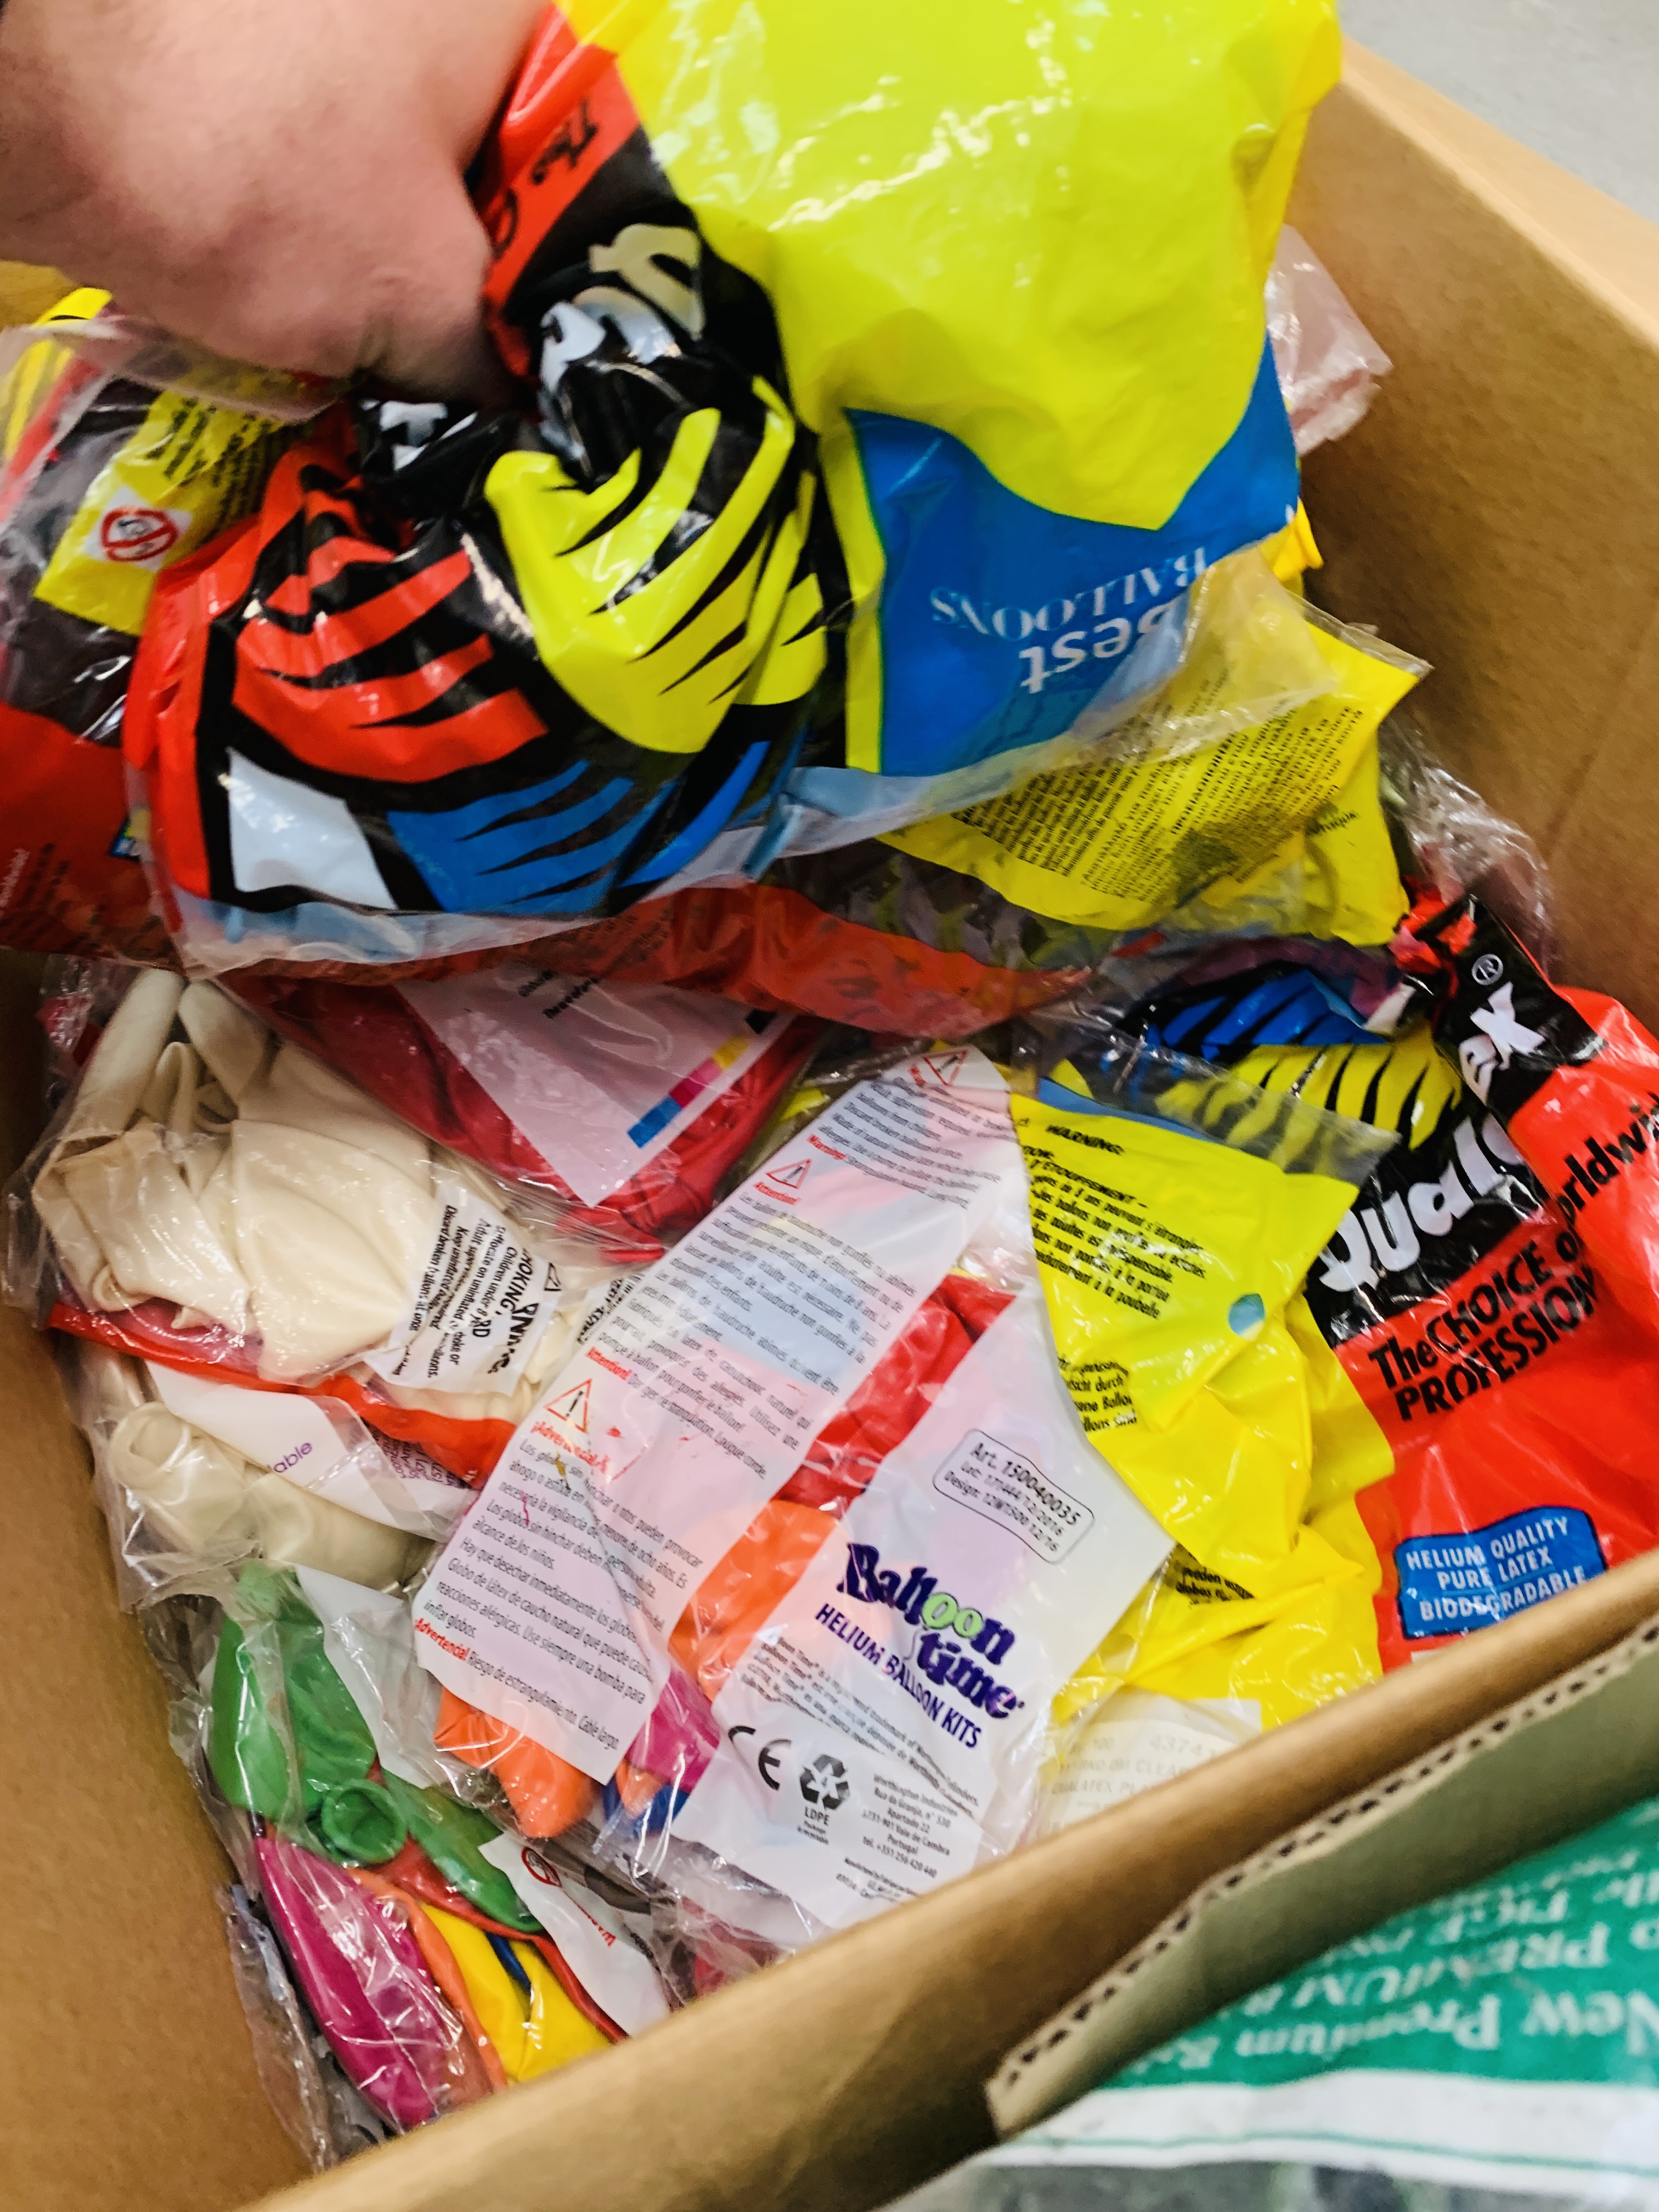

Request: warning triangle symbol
left=767, top=1158, right=810, bottom=1190
left=546, top=1379, right=591, bottom=1432
left=918, top=1049, right=968, bottom=1088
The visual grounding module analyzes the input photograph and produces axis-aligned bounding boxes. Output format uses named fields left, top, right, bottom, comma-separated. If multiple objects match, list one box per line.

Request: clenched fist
left=0, top=0, right=545, bottom=398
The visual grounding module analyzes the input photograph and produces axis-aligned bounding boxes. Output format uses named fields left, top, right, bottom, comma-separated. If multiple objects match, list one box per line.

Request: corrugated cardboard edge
left=986, top=1596, right=1659, bottom=2138
left=247, top=1549, right=1659, bottom=2212
left=1333, top=46, right=1659, bottom=344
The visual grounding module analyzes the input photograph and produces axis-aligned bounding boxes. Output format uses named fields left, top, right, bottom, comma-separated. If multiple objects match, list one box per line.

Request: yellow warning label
left=883, top=619, right=1420, bottom=945
left=36, top=387, right=286, bottom=635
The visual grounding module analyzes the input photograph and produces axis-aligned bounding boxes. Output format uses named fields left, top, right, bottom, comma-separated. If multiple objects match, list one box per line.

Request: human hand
left=0, top=0, right=545, bottom=400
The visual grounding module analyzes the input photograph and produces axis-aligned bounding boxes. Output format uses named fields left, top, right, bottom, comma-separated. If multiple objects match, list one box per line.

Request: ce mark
left=728, top=1723, right=791, bottom=1790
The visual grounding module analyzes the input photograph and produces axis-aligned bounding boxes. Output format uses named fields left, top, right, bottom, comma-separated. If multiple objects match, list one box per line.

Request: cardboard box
left=3, top=41, right=1658, bottom=2212
left=987, top=1586, right=1659, bottom=2142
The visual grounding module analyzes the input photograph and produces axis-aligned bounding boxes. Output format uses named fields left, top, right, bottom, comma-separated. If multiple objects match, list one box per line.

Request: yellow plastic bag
left=1051, top=1533, right=1377, bottom=1736
left=557, top=0, right=1341, bottom=788
left=884, top=613, right=1423, bottom=944
left=1267, top=503, right=1324, bottom=588
left=1037, top=1292, right=1386, bottom=1830
left=2, top=289, right=292, bottom=639
left=36, top=393, right=288, bottom=639
left=1012, top=1089, right=1360, bottom=1585
left=1036, top=1540, right=1380, bottom=1832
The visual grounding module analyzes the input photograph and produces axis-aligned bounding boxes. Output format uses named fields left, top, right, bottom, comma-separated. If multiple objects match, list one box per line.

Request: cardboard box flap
left=245, top=1550, right=1659, bottom=2212
left=988, top=1583, right=1659, bottom=2138
left=0, top=963, right=307, bottom=2212
left=1296, top=49, right=1659, bottom=1028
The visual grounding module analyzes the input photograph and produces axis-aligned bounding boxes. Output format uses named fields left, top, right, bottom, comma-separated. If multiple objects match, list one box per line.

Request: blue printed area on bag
left=1396, top=1506, right=1605, bottom=1639
left=383, top=741, right=774, bottom=913
left=850, top=338, right=1299, bottom=780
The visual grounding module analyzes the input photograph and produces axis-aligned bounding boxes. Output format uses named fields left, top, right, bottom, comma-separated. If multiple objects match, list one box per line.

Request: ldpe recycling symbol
left=799, top=1753, right=851, bottom=1813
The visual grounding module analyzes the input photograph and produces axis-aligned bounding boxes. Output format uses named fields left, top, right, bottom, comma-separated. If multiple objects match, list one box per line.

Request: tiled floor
left=1342, top=0, right=1659, bottom=223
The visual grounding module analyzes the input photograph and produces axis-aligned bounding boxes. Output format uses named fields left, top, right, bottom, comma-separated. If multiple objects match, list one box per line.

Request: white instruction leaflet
left=672, top=1277, right=1171, bottom=1932
left=411, top=1050, right=1020, bottom=1779
left=360, top=1171, right=567, bottom=1396
left=479, top=1836, right=670, bottom=2035
left=398, top=968, right=782, bottom=1206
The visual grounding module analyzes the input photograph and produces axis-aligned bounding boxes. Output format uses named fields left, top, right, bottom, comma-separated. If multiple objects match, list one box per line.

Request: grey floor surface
left=1341, top=0, right=1659, bottom=223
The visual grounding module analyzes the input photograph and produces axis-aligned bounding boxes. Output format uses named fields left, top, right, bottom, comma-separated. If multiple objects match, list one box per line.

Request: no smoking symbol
left=99, top=506, right=180, bottom=563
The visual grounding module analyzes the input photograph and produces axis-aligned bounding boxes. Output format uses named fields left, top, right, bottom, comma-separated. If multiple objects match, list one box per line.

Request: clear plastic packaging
left=218, top=1883, right=386, bottom=2170
left=894, top=2156, right=1577, bottom=2212
left=1016, top=1009, right=1401, bottom=1187
left=0, top=314, right=341, bottom=424
left=37, top=956, right=139, bottom=1110
left=1033, top=1685, right=1262, bottom=1837
left=401, top=1042, right=1395, bottom=1977
left=291, top=1568, right=448, bottom=1790
left=134, top=1556, right=664, bottom=2128
left=1064, top=718, right=1554, bottom=1040
left=1379, top=720, right=1556, bottom=965
left=229, top=966, right=821, bottom=1266
left=889, top=605, right=1425, bottom=946
left=769, top=541, right=1336, bottom=837
left=0, top=292, right=294, bottom=960
left=1066, top=546, right=1331, bottom=769
left=1266, top=225, right=1393, bottom=455
left=120, top=0, right=1340, bottom=975
left=425, top=594, right=1419, bottom=1042
left=42, top=1494, right=646, bottom=2142
left=58, top=1335, right=459, bottom=1606
left=141, top=570, right=1324, bottom=1039
left=252, top=1832, right=489, bottom=2129
left=475, top=842, right=1115, bottom=1042
left=9, top=967, right=633, bottom=1479
left=724, top=1027, right=938, bottom=1183
left=1101, top=937, right=1435, bottom=1067
left=131, top=542, right=1334, bottom=986
left=407, top=1051, right=1167, bottom=1943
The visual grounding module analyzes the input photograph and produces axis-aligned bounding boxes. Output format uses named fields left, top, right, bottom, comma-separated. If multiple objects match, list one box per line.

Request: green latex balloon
left=206, top=1566, right=538, bottom=1899
left=381, top=1773, right=539, bottom=1932
left=317, top=1779, right=408, bottom=1866
left=209, top=1562, right=380, bottom=1827
left=208, top=1610, right=295, bottom=1822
